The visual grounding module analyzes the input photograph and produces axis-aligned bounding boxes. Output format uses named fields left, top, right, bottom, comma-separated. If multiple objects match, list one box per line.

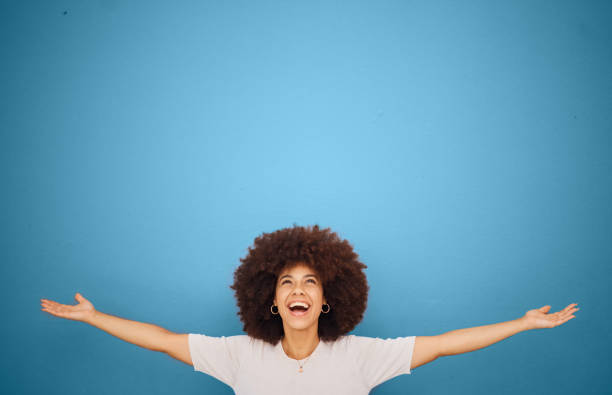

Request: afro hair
left=230, top=224, right=369, bottom=345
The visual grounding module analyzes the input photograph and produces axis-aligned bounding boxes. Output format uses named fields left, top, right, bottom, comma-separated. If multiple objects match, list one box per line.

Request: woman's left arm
left=437, top=303, right=579, bottom=357
left=411, top=303, right=579, bottom=369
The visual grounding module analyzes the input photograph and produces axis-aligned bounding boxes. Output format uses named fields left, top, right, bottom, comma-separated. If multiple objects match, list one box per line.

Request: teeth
left=289, top=302, right=310, bottom=308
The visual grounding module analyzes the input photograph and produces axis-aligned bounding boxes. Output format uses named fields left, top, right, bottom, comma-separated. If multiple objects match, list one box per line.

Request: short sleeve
left=348, top=335, right=416, bottom=389
left=188, top=333, right=249, bottom=388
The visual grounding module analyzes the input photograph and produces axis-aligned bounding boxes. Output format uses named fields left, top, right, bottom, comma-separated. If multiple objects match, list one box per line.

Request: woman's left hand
left=521, top=303, right=579, bottom=330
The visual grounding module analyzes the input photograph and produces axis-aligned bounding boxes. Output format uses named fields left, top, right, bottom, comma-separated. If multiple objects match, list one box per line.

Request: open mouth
left=288, top=303, right=310, bottom=316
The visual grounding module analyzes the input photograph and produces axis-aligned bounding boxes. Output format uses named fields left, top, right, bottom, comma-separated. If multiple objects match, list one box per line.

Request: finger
left=560, top=307, right=579, bottom=319
left=42, top=300, right=60, bottom=307
left=558, top=315, right=575, bottom=326
left=41, top=301, right=63, bottom=311
left=564, top=303, right=579, bottom=312
left=44, top=300, right=71, bottom=309
left=42, top=306, right=63, bottom=318
left=42, top=307, right=55, bottom=315
left=47, top=305, right=71, bottom=318
left=554, top=314, right=575, bottom=326
left=41, top=303, right=57, bottom=314
left=42, top=302, right=68, bottom=315
left=558, top=306, right=577, bottom=317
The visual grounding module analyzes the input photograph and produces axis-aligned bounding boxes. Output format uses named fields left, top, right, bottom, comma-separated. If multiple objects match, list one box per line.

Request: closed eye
left=281, top=279, right=317, bottom=285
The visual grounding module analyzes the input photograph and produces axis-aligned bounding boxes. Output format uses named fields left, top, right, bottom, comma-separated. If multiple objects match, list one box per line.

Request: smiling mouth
left=288, top=306, right=310, bottom=316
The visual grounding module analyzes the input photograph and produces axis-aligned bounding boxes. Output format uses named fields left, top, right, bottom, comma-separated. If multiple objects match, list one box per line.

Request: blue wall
left=2, top=1, right=609, bottom=393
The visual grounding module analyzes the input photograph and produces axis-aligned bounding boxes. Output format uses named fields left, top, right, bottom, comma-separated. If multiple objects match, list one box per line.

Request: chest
left=232, top=353, right=369, bottom=395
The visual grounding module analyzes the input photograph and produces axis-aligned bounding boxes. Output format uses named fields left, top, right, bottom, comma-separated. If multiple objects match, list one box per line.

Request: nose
left=291, top=285, right=305, bottom=295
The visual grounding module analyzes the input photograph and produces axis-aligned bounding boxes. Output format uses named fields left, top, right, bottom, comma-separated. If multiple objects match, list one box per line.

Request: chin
left=289, top=323, right=313, bottom=331
left=284, top=318, right=318, bottom=331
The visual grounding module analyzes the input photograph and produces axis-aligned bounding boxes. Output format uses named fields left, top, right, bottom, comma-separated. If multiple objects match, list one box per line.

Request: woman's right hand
left=41, top=293, right=96, bottom=322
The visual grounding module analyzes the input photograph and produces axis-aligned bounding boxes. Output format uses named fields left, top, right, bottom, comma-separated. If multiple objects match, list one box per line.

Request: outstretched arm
left=411, top=303, right=579, bottom=370
left=437, top=303, right=579, bottom=357
left=41, top=293, right=174, bottom=353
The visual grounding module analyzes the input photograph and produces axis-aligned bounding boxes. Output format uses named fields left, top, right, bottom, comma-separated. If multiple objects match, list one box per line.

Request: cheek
left=311, top=288, right=324, bottom=302
left=275, top=288, right=287, bottom=303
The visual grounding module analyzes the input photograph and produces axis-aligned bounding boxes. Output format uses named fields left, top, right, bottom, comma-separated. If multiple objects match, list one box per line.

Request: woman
left=40, top=224, right=579, bottom=394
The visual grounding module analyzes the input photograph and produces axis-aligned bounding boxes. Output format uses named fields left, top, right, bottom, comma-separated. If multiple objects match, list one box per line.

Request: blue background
left=2, top=1, right=609, bottom=394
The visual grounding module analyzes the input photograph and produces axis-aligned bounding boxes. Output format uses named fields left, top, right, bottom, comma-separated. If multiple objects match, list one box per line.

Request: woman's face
left=273, top=263, right=327, bottom=332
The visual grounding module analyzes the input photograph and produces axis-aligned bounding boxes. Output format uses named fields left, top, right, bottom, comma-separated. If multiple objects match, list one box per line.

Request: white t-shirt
left=188, top=333, right=416, bottom=395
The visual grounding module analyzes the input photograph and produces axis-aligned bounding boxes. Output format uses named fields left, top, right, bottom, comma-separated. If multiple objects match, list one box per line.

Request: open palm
left=522, top=303, right=579, bottom=330
left=41, top=293, right=96, bottom=322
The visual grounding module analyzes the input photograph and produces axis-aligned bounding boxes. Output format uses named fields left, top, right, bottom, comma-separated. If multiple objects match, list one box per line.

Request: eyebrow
left=279, top=274, right=318, bottom=280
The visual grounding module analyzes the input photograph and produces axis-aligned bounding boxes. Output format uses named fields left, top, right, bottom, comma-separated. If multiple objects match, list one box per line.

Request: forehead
left=278, top=263, right=319, bottom=277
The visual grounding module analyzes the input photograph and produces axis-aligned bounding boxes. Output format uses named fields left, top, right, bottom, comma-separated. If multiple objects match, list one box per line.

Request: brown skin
left=40, top=292, right=579, bottom=371
left=230, top=225, right=370, bottom=345
left=40, top=293, right=95, bottom=322
left=273, top=264, right=328, bottom=360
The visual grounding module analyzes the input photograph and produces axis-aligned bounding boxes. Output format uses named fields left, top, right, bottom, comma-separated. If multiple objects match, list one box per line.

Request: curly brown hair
left=229, top=224, right=369, bottom=345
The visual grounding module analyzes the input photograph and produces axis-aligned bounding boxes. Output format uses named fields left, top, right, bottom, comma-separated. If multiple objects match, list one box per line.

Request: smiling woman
left=273, top=264, right=328, bottom=361
left=41, top=224, right=578, bottom=395
left=183, top=224, right=578, bottom=394
left=185, top=224, right=421, bottom=394
left=229, top=224, right=370, bottom=345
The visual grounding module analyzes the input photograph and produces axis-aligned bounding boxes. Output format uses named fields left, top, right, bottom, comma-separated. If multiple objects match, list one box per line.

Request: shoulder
left=342, top=334, right=416, bottom=353
left=189, top=334, right=252, bottom=341
left=345, top=334, right=415, bottom=343
left=320, top=334, right=361, bottom=354
left=188, top=333, right=257, bottom=351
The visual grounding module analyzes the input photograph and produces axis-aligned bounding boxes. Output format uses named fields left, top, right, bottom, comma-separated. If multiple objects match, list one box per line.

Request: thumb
left=75, top=292, right=84, bottom=301
left=539, top=305, right=551, bottom=313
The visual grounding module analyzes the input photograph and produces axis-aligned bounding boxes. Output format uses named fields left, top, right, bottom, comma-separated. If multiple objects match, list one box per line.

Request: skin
left=40, top=278, right=580, bottom=371
left=269, top=263, right=581, bottom=369
left=40, top=293, right=94, bottom=322
left=273, top=263, right=327, bottom=361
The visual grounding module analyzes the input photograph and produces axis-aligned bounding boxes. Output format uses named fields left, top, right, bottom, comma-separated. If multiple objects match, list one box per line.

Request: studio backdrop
left=2, top=1, right=608, bottom=394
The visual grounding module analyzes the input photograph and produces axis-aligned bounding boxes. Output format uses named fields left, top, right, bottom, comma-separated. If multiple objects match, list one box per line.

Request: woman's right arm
left=40, top=293, right=187, bottom=360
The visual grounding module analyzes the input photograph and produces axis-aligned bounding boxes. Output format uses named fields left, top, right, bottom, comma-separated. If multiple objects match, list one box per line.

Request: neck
left=281, top=325, right=320, bottom=360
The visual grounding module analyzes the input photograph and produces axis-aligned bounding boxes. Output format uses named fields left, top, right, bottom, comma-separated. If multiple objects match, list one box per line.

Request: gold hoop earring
left=321, top=303, right=330, bottom=314
left=271, top=304, right=279, bottom=315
